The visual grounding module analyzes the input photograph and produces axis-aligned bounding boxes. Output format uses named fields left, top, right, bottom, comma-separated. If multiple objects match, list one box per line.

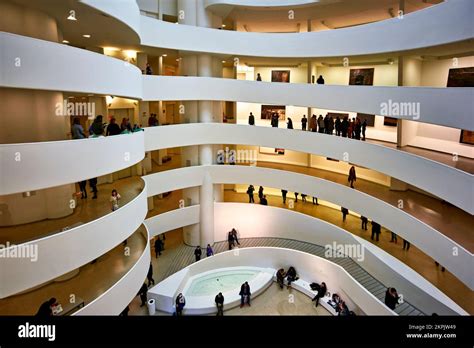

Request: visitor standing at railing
left=301, top=115, right=307, bottom=130
left=110, top=189, right=121, bottom=211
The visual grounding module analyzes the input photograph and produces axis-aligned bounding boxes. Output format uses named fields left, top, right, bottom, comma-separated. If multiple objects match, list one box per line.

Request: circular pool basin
left=185, top=269, right=259, bottom=296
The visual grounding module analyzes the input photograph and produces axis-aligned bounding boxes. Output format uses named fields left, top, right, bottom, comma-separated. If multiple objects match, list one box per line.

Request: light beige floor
left=368, top=138, right=473, bottom=174
left=254, top=161, right=474, bottom=252
left=224, top=283, right=331, bottom=316
left=0, top=227, right=146, bottom=315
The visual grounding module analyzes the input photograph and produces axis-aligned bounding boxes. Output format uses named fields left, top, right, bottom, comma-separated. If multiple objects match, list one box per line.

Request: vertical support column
left=198, top=55, right=215, bottom=246
left=396, top=55, right=404, bottom=148
left=179, top=1, right=223, bottom=246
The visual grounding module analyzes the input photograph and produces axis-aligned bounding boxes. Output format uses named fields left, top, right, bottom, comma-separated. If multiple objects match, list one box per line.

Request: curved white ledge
left=144, top=124, right=474, bottom=214
left=140, top=0, right=473, bottom=58
left=206, top=0, right=323, bottom=8
left=0, top=132, right=145, bottom=195
left=143, top=76, right=474, bottom=131
left=0, top=182, right=148, bottom=299
left=144, top=205, right=200, bottom=239
left=145, top=203, right=467, bottom=315
left=79, top=0, right=141, bottom=40
left=74, top=227, right=150, bottom=316
left=0, top=32, right=142, bottom=99
left=204, top=0, right=327, bottom=17
left=142, top=165, right=474, bottom=290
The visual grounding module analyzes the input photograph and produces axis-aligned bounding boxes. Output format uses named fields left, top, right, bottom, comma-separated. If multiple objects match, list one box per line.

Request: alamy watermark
left=0, top=241, right=38, bottom=262
left=324, top=241, right=365, bottom=262
left=380, top=99, right=420, bottom=120
left=55, top=99, right=96, bottom=119
left=216, top=147, right=257, bottom=165
left=18, top=322, right=55, bottom=341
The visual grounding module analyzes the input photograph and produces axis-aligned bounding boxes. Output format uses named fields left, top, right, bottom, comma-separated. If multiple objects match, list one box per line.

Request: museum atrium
left=0, top=0, right=473, bottom=317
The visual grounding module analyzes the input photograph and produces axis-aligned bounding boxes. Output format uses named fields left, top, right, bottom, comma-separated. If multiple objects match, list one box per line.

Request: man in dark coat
left=194, top=246, right=202, bottom=262
left=239, top=282, right=251, bottom=307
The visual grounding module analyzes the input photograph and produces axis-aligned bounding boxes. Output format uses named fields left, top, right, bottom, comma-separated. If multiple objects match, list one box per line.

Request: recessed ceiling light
left=62, top=40, right=69, bottom=44
left=162, top=54, right=167, bottom=57
left=222, top=60, right=226, bottom=63
left=82, top=34, right=91, bottom=38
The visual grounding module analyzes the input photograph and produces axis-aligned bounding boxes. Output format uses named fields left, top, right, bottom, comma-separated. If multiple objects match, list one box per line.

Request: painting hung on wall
left=259, top=147, right=285, bottom=155
left=349, top=68, right=374, bottom=85
left=327, top=112, right=349, bottom=120
left=261, top=105, right=286, bottom=120
left=271, top=70, right=290, bottom=83
left=460, top=130, right=474, bottom=145
left=357, top=113, right=375, bottom=127
left=383, top=117, right=398, bottom=127
left=447, top=67, right=474, bottom=87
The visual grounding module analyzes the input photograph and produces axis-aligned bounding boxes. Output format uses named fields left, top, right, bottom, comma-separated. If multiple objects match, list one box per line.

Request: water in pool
left=186, top=270, right=259, bottom=296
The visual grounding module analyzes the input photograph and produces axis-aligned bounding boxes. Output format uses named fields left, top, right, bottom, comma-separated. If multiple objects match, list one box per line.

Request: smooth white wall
left=0, top=32, right=142, bottom=99
left=0, top=132, right=145, bottom=195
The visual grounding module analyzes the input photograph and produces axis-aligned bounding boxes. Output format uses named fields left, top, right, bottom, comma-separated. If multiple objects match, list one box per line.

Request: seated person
left=336, top=301, right=350, bottom=316
left=311, top=282, right=327, bottom=307
left=276, top=268, right=286, bottom=289
left=286, top=266, right=298, bottom=288
left=36, top=297, right=57, bottom=316
left=328, top=293, right=341, bottom=309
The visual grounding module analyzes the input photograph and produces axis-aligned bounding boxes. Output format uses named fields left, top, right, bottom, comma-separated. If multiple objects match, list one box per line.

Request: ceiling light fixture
left=222, top=24, right=226, bottom=28
left=222, top=60, right=226, bottom=63
left=82, top=34, right=91, bottom=38
left=162, top=54, right=167, bottom=57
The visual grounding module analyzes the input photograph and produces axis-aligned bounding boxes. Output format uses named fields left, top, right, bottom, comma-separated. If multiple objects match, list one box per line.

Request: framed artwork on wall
left=271, top=70, right=290, bottom=83
left=349, top=68, right=374, bottom=85
left=460, top=130, right=474, bottom=145
left=327, top=112, right=349, bottom=120
left=357, top=113, right=375, bottom=127
left=259, top=147, right=285, bottom=155
left=447, top=67, right=474, bottom=87
left=383, top=117, right=398, bottom=127
left=261, top=105, right=286, bottom=120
